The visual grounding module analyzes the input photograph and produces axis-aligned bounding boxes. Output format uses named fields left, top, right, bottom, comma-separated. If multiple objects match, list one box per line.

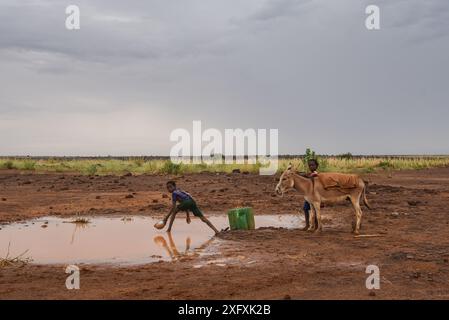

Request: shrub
left=86, top=164, right=98, bottom=176
left=302, top=148, right=316, bottom=166
left=23, top=160, right=36, bottom=170
left=378, top=160, right=393, bottom=169
left=2, top=160, right=15, bottom=170
left=302, top=148, right=328, bottom=170
left=160, top=161, right=182, bottom=175
left=134, top=159, right=145, bottom=167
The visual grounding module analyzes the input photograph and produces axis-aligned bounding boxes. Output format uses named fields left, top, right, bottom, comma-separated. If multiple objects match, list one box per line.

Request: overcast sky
left=0, top=0, right=448, bottom=156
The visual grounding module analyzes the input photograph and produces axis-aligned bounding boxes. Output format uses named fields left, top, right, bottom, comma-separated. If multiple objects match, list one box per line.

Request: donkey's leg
left=349, top=196, right=363, bottom=235
left=307, top=206, right=316, bottom=231
left=354, top=203, right=363, bottom=235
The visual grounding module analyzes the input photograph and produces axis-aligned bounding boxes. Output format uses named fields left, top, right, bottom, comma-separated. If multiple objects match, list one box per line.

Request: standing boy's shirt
left=172, top=189, right=193, bottom=205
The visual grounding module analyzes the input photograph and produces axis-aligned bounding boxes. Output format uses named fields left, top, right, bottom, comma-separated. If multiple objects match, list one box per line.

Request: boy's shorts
left=303, top=201, right=311, bottom=212
left=177, top=199, right=204, bottom=217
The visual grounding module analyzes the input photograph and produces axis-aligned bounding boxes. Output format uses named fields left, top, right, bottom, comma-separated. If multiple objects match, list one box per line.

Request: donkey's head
left=275, top=164, right=295, bottom=196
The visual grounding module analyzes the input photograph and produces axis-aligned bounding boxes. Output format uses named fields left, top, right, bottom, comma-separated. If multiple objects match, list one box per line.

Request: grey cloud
left=0, top=0, right=448, bottom=155
left=249, top=0, right=313, bottom=22
left=376, top=0, right=449, bottom=42
left=0, top=0, right=257, bottom=64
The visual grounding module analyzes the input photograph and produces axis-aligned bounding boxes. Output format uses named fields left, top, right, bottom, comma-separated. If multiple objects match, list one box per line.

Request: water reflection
left=69, top=222, right=90, bottom=244
left=0, top=214, right=301, bottom=265
left=154, top=233, right=191, bottom=259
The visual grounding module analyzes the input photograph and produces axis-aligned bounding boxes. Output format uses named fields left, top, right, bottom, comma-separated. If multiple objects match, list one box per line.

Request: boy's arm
left=162, top=192, right=177, bottom=223
left=163, top=204, right=176, bottom=223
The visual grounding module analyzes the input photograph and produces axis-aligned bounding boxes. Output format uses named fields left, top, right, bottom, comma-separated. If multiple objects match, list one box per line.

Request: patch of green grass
left=377, top=160, right=392, bottom=169
left=161, top=160, right=182, bottom=174
left=85, top=164, right=98, bottom=176
left=0, top=160, right=15, bottom=169
left=21, top=160, right=36, bottom=170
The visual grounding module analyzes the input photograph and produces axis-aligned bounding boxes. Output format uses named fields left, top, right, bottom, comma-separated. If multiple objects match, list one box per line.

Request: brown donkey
left=275, top=165, right=371, bottom=234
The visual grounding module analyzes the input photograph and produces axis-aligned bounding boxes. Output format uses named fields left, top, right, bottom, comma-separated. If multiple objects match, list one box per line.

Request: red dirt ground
left=1, top=168, right=449, bottom=299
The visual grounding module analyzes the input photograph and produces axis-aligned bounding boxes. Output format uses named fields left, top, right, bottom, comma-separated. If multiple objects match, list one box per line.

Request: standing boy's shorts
left=177, top=199, right=204, bottom=217
left=303, top=201, right=311, bottom=212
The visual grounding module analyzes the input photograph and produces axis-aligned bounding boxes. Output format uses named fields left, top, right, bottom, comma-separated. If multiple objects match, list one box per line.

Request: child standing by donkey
left=300, top=159, right=319, bottom=230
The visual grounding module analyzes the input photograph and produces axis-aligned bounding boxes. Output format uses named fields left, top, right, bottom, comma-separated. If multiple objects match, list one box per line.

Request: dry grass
left=70, top=217, right=90, bottom=224
left=0, top=242, right=32, bottom=267
left=63, top=212, right=91, bottom=224
left=65, top=217, right=90, bottom=224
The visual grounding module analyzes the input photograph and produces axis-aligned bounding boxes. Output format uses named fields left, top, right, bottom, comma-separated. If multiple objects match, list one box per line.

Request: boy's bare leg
left=200, top=216, right=219, bottom=234
left=186, top=211, right=191, bottom=224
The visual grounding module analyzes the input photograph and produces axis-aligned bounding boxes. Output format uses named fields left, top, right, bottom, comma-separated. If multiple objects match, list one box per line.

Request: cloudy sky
left=0, top=0, right=448, bottom=156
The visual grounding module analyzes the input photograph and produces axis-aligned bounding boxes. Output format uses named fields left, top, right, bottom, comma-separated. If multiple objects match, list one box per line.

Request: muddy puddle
left=0, top=214, right=301, bottom=266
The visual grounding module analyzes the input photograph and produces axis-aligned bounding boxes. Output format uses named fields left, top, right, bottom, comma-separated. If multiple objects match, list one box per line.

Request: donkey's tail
left=362, top=180, right=372, bottom=210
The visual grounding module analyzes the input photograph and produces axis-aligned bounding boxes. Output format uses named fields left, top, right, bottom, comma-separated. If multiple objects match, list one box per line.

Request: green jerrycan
left=227, top=207, right=255, bottom=230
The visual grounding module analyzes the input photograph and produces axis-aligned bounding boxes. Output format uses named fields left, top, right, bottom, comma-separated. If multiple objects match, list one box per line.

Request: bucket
left=227, top=207, right=255, bottom=230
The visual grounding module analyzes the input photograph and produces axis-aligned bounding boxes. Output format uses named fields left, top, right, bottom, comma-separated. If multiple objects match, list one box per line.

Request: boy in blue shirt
left=162, top=180, right=220, bottom=234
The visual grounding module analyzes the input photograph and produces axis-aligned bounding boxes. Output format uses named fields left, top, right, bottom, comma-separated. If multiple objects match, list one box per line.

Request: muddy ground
left=1, top=168, right=449, bottom=299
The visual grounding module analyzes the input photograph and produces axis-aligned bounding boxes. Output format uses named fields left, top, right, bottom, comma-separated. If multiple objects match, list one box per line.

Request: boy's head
left=308, top=159, right=319, bottom=172
left=166, top=180, right=176, bottom=192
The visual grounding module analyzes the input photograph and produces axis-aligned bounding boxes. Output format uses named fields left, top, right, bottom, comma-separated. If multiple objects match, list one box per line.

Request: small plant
left=134, top=159, right=145, bottom=167
left=65, top=213, right=91, bottom=224
left=161, top=160, right=182, bottom=175
left=22, top=160, right=36, bottom=170
left=1, top=160, right=15, bottom=170
left=72, top=217, right=90, bottom=224
left=378, top=160, right=393, bottom=169
left=71, top=212, right=91, bottom=224
left=0, top=242, right=32, bottom=267
left=303, top=148, right=316, bottom=165
left=302, top=148, right=322, bottom=169
left=86, top=164, right=98, bottom=176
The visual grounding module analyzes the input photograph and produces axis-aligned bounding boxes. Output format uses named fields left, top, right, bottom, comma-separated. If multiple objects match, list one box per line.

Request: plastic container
left=227, top=207, right=255, bottom=230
